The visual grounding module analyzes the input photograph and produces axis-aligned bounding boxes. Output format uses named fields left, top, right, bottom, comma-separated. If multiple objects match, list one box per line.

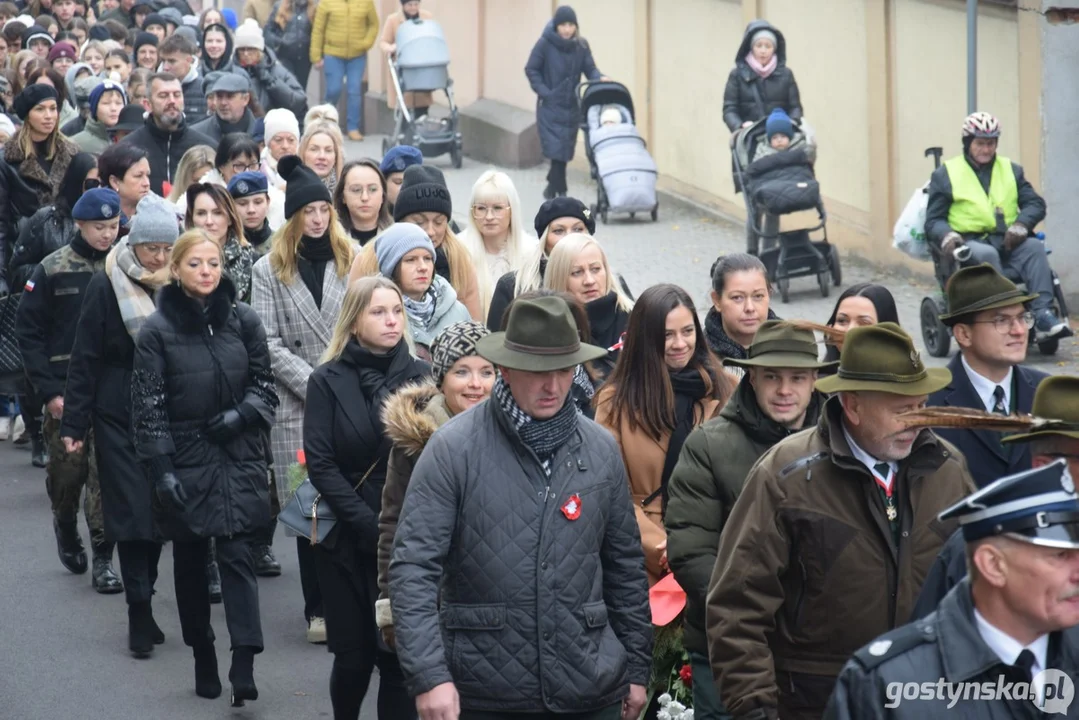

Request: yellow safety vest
left=944, top=155, right=1019, bottom=234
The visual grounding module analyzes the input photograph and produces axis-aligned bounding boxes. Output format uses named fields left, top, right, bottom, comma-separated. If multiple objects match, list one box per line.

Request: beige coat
left=241, top=0, right=275, bottom=28
left=379, top=8, right=434, bottom=110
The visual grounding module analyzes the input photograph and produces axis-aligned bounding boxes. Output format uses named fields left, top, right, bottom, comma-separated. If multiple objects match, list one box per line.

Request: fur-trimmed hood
left=382, top=381, right=453, bottom=457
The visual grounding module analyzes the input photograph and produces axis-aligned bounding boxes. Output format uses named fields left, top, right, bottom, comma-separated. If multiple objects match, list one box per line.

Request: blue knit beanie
left=375, top=223, right=436, bottom=280
left=89, top=81, right=127, bottom=121
left=765, top=108, right=793, bottom=141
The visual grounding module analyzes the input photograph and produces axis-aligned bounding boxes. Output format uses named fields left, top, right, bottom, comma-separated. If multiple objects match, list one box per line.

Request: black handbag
left=278, top=460, right=378, bottom=545
left=0, top=293, right=24, bottom=375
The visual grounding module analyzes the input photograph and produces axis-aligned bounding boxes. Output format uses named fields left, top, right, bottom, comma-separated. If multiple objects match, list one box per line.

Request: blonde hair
left=268, top=205, right=354, bottom=285
left=299, top=121, right=344, bottom=181
left=169, top=229, right=224, bottom=280
left=458, top=170, right=534, bottom=319
left=321, top=276, right=411, bottom=364
left=304, top=104, right=338, bottom=128
left=544, top=233, right=634, bottom=312
left=168, top=144, right=214, bottom=202
left=81, top=40, right=107, bottom=63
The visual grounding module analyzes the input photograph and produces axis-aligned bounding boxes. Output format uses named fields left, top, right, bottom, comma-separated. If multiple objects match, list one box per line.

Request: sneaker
left=1035, top=309, right=1070, bottom=340
left=0, top=416, right=9, bottom=440
left=347, top=130, right=363, bottom=141
left=306, top=617, right=327, bottom=644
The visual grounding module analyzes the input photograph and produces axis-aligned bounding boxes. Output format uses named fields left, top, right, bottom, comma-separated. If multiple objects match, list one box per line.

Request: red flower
left=679, top=663, right=692, bottom=688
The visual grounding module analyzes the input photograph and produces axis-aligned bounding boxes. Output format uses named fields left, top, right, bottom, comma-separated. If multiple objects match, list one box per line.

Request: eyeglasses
left=968, top=311, right=1035, bottom=334
left=231, top=162, right=260, bottom=174
left=472, top=203, right=508, bottom=218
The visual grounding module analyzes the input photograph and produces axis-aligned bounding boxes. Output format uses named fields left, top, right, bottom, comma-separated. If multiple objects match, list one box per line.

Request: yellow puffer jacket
left=310, top=0, right=379, bottom=62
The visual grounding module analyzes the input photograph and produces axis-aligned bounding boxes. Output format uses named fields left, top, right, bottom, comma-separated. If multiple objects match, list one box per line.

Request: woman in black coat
left=131, top=229, right=278, bottom=707
left=722, top=20, right=802, bottom=132
left=61, top=193, right=180, bottom=659
left=524, top=5, right=603, bottom=200
left=304, top=275, right=428, bottom=720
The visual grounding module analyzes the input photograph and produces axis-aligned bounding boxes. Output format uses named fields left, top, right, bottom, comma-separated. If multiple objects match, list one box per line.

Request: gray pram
left=577, top=80, right=658, bottom=223
left=383, top=18, right=463, bottom=168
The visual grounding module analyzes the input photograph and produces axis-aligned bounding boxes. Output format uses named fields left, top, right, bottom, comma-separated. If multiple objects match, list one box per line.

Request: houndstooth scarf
left=494, top=377, right=578, bottom=477
left=106, top=238, right=171, bottom=341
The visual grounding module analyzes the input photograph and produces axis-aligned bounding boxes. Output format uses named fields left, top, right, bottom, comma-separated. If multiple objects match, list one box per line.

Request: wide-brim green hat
left=939, top=263, right=1038, bottom=326
left=1002, top=375, right=1079, bottom=444
left=815, top=322, right=951, bottom=395
left=724, top=320, right=838, bottom=370
left=476, top=295, right=607, bottom=372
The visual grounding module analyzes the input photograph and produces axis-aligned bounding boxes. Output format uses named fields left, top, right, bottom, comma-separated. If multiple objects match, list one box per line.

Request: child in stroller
left=733, top=108, right=840, bottom=301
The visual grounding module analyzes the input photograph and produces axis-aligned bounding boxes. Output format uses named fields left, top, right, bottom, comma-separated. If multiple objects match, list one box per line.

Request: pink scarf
left=745, top=52, right=778, bottom=79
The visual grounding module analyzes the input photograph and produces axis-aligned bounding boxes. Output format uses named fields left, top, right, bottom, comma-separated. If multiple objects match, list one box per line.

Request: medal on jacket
left=873, top=468, right=898, bottom=522
left=561, top=493, right=582, bottom=521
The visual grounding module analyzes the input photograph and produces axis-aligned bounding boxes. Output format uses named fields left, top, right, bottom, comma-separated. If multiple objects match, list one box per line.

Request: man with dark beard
left=120, top=72, right=213, bottom=196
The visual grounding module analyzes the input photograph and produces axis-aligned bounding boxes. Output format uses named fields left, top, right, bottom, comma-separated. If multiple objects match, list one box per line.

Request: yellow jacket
left=310, top=0, right=379, bottom=63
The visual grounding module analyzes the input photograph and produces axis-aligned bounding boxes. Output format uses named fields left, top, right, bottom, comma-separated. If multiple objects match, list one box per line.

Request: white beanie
left=233, top=18, right=265, bottom=51
left=264, top=108, right=299, bottom=143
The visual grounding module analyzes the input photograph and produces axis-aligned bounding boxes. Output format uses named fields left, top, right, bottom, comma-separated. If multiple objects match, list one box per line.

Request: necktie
left=992, top=385, right=1008, bottom=415
left=1009, top=649, right=1035, bottom=684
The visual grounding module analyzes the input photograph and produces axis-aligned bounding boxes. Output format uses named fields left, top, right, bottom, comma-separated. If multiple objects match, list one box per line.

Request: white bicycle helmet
left=962, top=112, right=1001, bottom=139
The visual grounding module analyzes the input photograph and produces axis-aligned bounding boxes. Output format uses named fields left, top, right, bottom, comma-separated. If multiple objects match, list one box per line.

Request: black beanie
left=392, top=164, right=452, bottom=222
left=133, top=31, right=158, bottom=54
left=553, top=5, right=578, bottom=26
left=533, top=196, right=595, bottom=238
left=89, top=24, right=111, bottom=41
left=143, top=12, right=167, bottom=29
left=279, top=154, right=333, bottom=219
left=14, top=83, right=59, bottom=122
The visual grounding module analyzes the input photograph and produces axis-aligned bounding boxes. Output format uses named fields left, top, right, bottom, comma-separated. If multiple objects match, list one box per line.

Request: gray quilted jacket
left=388, top=398, right=652, bottom=713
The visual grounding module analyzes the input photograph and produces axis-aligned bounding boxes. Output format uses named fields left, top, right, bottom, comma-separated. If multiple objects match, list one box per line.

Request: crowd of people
left=0, top=2, right=1077, bottom=720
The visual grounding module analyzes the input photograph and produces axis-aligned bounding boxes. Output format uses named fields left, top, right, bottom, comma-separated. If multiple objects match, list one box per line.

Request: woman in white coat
left=250, top=155, right=356, bottom=644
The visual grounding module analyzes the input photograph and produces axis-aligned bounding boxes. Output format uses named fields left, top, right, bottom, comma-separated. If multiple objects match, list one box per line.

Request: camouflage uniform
left=15, top=235, right=116, bottom=584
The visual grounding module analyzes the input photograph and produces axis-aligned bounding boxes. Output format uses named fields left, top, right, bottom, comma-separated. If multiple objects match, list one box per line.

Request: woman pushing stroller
left=723, top=20, right=802, bottom=133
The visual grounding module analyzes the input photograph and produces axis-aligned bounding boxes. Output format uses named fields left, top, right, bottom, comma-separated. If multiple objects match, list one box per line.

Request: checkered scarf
left=493, top=376, right=578, bottom=477
left=106, top=238, right=171, bottom=341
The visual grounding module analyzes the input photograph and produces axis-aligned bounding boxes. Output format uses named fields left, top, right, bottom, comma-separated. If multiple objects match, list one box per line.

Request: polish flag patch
left=561, top=493, right=582, bottom=521
left=24, top=280, right=35, bottom=292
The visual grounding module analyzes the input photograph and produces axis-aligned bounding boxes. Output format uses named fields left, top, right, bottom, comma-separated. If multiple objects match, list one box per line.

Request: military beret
left=72, top=188, right=122, bottom=221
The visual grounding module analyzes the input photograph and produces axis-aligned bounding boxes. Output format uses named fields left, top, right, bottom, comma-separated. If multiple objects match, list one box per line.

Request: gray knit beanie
left=375, top=223, right=436, bottom=280
left=430, top=320, right=491, bottom=387
left=128, top=193, right=180, bottom=246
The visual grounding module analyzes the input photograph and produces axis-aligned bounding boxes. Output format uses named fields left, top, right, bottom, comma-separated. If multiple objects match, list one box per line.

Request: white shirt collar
left=842, top=422, right=896, bottom=486
left=961, top=354, right=1014, bottom=413
left=974, top=608, right=1048, bottom=681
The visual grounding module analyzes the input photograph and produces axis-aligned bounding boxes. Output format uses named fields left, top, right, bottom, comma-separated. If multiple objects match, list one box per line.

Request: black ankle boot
left=148, top=599, right=165, bottom=644
left=128, top=602, right=154, bottom=658
left=53, top=518, right=88, bottom=574
left=193, top=644, right=221, bottom=699
left=91, top=541, right=124, bottom=594
left=254, top=519, right=282, bottom=577
left=31, top=430, right=48, bottom=467
left=229, top=646, right=258, bottom=707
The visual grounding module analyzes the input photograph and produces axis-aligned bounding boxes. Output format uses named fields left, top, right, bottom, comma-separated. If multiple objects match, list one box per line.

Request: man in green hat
left=666, top=320, right=835, bottom=718
left=708, top=322, right=975, bottom=720
left=929, top=263, right=1050, bottom=488
left=912, top=374, right=1079, bottom=620
left=390, top=295, right=651, bottom=720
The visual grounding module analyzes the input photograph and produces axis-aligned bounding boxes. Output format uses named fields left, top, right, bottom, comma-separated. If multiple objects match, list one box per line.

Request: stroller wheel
left=450, top=143, right=463, bottom=170
left=817, top=271, right=830, bottom=298
left=651, top=204, right=658, bottom=222
left=382, top=136, right=391, bottom=155
left=630, top=212, right=636, bottom=221
left=828, top=245, right=842, bottom=286
left=601, top=208, right=609, bottom=225
left=777, top=277, right=790, bottom=304
left=1037, top=338, right=1060, bottom=356
left=920, top=296, right=952, bottom=358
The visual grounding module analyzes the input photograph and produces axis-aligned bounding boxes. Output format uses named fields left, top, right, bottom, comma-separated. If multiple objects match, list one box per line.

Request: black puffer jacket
left=120, top=114, right=216, bottom=197
left=0, top=160, right=41, bottom=291
left=584, top=291, right=629, bottom=383
left=826, top=580, right=1079, bottom=720
left=722, top=20, right=803, bottom=132
left=389, top=396, right=652, bottom=713
left=8, top=206, right=76, bottom=290
left=131, top=277, right=278, bottom=541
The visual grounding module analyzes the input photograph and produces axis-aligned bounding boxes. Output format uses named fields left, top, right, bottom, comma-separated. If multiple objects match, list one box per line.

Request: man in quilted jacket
left=389, top=295, right=652, bottom=720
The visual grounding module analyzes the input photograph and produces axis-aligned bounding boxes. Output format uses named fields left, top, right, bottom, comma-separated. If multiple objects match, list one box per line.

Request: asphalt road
left=2, top=131, right=1076, bottom=720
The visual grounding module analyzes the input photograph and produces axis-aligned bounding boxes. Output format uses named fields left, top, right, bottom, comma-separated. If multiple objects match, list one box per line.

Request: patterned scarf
left=403, top=291, right=436, bottom=330
left=572, top=364, right=595, bottom=400
left=223, top=234, right=254, bottom=302
left=106, top=238, right=171, bottom=341
left=494, top=377, right=578, bottom=477
left=322, top=169, right=338, bottom=196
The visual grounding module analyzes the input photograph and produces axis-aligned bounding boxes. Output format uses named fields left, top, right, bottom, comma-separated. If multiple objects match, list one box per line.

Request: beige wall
left=368, top=0, right=1038, bottom=267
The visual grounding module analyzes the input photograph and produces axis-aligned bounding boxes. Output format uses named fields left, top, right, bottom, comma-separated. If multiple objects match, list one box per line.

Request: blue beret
left=228, top=171, right=269, bottom=199
left=379, top=145, right=423, bottom=176
left=72, top=188, right=121, bottom=221
left=939, top=459, right=1079, bottom=549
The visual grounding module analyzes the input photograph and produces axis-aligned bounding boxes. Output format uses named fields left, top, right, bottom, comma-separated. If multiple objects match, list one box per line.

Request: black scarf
left=297, top=233, right=334, bottom=309
left=341, top=337, right=427, bottom=444
left=434, top=244, right=451, bottom=283
left=657, top=367, right=711, bottom=509
left=244, top=220, right=273, bottom=249
left=350, top=225, right=380, bottom=246
left=704, top=307, right=780, bottom=361
left=493, top=377, right=578, bottom=476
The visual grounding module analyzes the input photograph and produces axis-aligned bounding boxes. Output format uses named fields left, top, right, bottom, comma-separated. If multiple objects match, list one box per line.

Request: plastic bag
left=893, top=183, right=931, bottom=261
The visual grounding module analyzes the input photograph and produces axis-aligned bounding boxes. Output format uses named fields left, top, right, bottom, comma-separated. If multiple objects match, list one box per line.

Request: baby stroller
left=732, top=116, right=841, bottom=303
left=577, top=80, right=659, bottom=224
left=382, top=18, right=463, bottom=168
left=917, top=147, right=1070, bottom=358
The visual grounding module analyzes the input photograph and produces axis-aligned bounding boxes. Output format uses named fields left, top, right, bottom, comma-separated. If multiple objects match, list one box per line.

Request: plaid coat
left=251, top=254, right=349, bottom=504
